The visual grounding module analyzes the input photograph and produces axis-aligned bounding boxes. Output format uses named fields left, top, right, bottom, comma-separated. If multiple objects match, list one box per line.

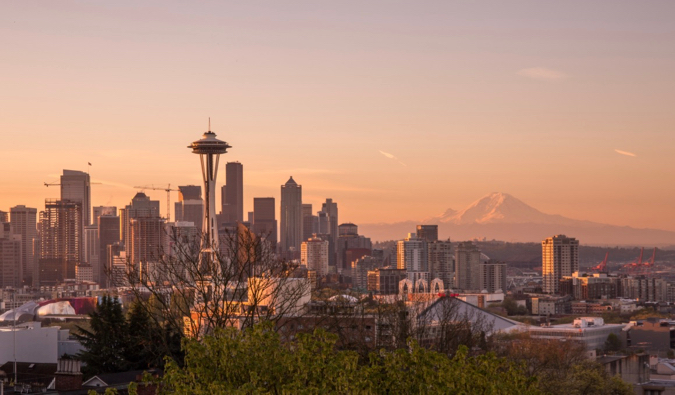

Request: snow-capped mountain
left=360, top=192, right=675, bottom=245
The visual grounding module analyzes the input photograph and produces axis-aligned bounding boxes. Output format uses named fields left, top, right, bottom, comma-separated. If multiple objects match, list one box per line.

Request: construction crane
left=133, top=184, right=179, bottom=221
left=622, top=247, right=644, bottom=271
left=648, top=247, right=657, bottom=267
left=591, top=252, right=609, bottom=272
left=44, top=181, right=102, bottom=187
left=637, top=247, right=658, bottom=276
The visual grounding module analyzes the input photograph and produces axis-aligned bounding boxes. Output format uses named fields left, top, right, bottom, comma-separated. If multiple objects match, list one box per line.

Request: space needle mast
left=188, top=122, right=231, bottom=268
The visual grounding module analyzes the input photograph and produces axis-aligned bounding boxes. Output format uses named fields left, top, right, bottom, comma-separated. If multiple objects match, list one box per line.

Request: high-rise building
left=336, top=223, right=372, bottom=274
left=129, top=217, right=165, bottom=266
left=163, top=221, right=198, bottom=259
left=98, top=215, right=120, bottom=286
left=84, top=224, right=99, bottom=276
left=10, top=205, right=37, bottom=285
left=0, top=235, right=22, bottom=288
left=321, top=199, right=338, bottom=268
left=316, top=211, right=330, bottom=235
left=39, top=199, right=82, bottom=284
left=0, top=211, right=8, bottom=223
left=301, top=237, right=329, bottom=278
left=0, top=222, right=10, bottom=239
left=428, top=240, right=453, bottom=289
left=542, top=235, right=579, bottom=294
left=252, top=197, right=277, bottom=249
left=222, top=162, right=243, bottom=223
left=367, top=267, right=407, bottom=295
left=416, top=225, right=438, bottom=243
left=175, top=185, right=204, bottom=232
left=301, top=204, right=315, bottom=242
left=480, top=261, right=507, bottom=293
left=280, top=177, right=302, bottom=253
left=339, top=223, right=358, bottom=236
left=352, top=255, right=383, bottom=291
left=121, top=192, right=160, bottom=249
left=397, top=233, right=428, bottom=283
left=455, top=241, right=481, bottom=291
left=92, top=206, right=117, bottom=226
left=60, top=169, right=91, bottom=230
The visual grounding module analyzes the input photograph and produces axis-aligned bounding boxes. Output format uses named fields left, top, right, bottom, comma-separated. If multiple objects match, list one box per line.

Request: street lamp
left=0, top=368, right=7, bottom=395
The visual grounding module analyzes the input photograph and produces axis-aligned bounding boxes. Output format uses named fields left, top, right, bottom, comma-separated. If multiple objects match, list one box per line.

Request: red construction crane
left=635, top=247, right=644, bottom=266
left=647, top=247, right=656, bottom=267
left=134, top=184, right=178, bottom=221
left=592, top=252, right=609, bottom=272
left=622, top=247, right=645, bottom=273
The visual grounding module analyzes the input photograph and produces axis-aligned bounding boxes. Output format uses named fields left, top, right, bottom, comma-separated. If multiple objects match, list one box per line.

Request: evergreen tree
left=75, top=296, right=130, bottom=375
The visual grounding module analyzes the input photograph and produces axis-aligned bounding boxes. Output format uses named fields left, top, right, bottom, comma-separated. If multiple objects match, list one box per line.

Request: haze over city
left=2, top=1, right=675, bottom=234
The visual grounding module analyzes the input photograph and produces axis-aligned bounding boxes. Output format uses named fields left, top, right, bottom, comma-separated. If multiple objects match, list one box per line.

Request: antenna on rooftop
left=208, top=117, right=211, bottom=132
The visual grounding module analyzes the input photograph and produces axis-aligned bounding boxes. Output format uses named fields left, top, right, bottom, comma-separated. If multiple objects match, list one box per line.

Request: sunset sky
left=2, top=1, right=674, bottom=231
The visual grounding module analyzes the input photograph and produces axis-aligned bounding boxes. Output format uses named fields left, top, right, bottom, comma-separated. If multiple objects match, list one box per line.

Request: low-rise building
left=527, top=317, right=627, bottom=350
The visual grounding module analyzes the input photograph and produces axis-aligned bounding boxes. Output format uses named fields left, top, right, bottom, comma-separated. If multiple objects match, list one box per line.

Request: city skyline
left=2, top=1, right=675, bottom=232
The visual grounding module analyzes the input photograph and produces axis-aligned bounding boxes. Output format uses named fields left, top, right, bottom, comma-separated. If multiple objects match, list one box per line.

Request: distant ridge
left=360, top=192, right=675, bottom=246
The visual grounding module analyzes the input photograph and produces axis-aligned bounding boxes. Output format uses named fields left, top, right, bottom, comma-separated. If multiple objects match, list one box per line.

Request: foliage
left=75, top=296, right=129, bottom=375
left=501, top=297, right=528, bottom=316
left=565, top=361, right=633, bottom=395
left=604, top=333, right=622, bottom=352
left=158, top=322, right=540, bottom=394
left=630, top=307, right=669, bottom=320
left=495, top=332, right=632, bottom=395
left=75, top=296, right=181, bottom=376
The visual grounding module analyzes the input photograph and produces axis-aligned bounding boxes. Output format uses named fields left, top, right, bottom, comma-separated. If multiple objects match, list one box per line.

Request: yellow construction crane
left=133, top=184, right=179, bottom=221
left=44, top=181, right=102, bottom=187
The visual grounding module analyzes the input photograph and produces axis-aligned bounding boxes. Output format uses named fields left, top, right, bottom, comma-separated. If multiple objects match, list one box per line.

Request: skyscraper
left=175, top=185, right=204, bottom=231
left=455, top=241, right=481, bottom=291
left=130, top=217, right=165, bottom=266
left=84, top=224, right=99, bottom=276
left=428, top=240, right=453, bottom=289
left=480, top=260, right=507, bottom=293
left=280, top=177, right=302, bottom=253
left=92, top=206, right=117, bottom=226
left=301, top=204, right=315, bottom=242
left=301, top=237, right=329, bottom=278
left=0, top=236, right=22, bottom=288
left=397, top=233, right=428, bottom=283
left=163, top=220, right=198, bottom=259
left=252, top=197, right=277, bottom=249
left=98, top=215, right=120, bottom=286
left=321, top=199, right=338, bottom=268
left=416, top=225, right=438, bottom=243
left=222, top=162, right=243, bottom=223
left=39, top=199, right=82, bottom=284
left=121, top=192, right=160, bottom=249
left=60, top=169, right=91, bottom=229
left=542, top=235, right=579, bottom=294
left=10, top=205, right=37, bottom=286
left=336, top=223, right=372, bottom=274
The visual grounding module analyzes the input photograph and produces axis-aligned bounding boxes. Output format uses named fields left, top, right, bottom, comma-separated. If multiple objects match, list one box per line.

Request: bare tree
left=111, top=225, right=311, bottom=360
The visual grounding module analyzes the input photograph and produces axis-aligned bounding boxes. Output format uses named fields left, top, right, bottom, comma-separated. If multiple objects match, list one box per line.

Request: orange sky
left=1, top=1, right=674, bottom=231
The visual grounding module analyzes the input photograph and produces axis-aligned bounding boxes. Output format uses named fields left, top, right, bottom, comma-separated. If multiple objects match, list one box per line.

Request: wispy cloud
left=517, top=67, right=567, bottom=81
left=379, top=150, right=407, bottom=167
left=615, top=149, right=636, bottom=157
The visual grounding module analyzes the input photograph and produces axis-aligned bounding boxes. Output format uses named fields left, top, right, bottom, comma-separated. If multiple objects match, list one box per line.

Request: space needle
left=188, top=124, right=231, bottom=267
